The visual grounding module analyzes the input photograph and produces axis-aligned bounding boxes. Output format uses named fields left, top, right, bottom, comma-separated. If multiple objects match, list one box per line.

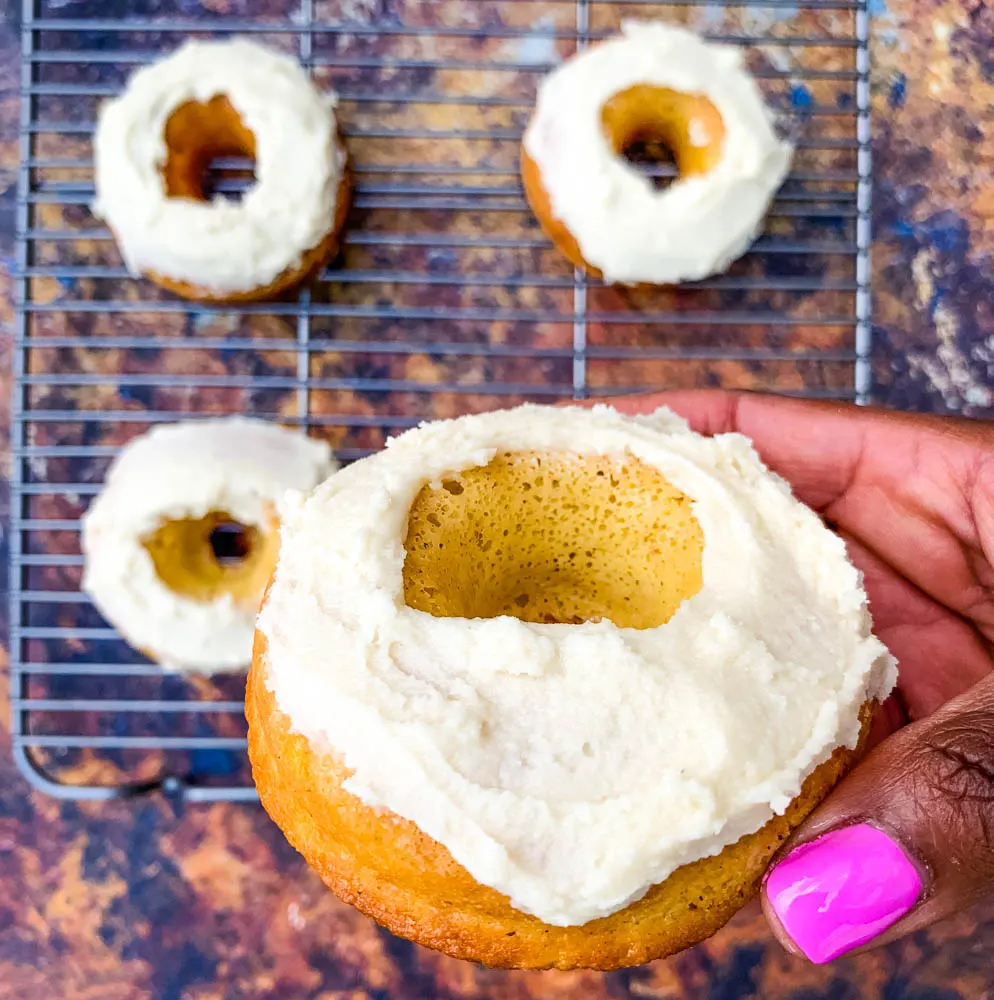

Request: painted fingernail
left=764, top=823, right=922, bottom=964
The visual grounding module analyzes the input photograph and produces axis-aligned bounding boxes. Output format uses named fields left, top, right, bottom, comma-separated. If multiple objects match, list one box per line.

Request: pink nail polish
left=764, top=823, right=922, bottom=964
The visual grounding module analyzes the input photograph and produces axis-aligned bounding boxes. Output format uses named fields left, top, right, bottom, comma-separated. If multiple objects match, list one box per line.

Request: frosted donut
left=247, top=404, right=895, bottom=969
left=522, top=22, right=793, bottom=284
left=82, top=418, right=336, bottom=673
left=93, top=39, right=350, bottom=303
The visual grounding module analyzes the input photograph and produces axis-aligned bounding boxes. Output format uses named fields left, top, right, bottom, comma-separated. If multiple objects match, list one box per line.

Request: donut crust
left=522, top=147, right=598, bottom=277
left=248, top=627, right=874, bottom=970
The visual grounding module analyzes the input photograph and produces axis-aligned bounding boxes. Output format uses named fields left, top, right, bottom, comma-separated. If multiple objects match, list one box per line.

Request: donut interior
left=161, top=94, right=257, bottom=201
left=142, top=510, right=278, bottom=605
left=402, top=451, right=703, bottom=628
left=600, top=85, right=725, bottom=181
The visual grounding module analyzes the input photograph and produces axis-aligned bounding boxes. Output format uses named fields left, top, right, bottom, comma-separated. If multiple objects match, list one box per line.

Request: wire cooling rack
left=10, top=0, right=872, bottom=801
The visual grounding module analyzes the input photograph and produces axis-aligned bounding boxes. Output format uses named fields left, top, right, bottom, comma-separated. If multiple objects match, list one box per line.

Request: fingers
left=606, top=390, right=747, bottom=437
left=761, top=671, right=994, bottom=963
left=838, top=531, right=992, bottom=720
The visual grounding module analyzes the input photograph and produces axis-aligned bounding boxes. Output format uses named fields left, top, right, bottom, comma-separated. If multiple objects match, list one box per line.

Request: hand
left=605, top=390, right=994, bottom=963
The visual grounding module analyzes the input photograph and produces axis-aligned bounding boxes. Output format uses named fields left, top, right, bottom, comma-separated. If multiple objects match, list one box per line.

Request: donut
left=522, top=23, right=793, bottom=284
left=82, top=418, right=336, bottom=673
left=93, top=39, right=350, bottom=303
left=247, top=405, right=895, bottom=968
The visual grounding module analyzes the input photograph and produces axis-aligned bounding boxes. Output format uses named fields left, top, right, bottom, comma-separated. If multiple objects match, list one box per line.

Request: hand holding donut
left=608, top=389, right=994, bottom=963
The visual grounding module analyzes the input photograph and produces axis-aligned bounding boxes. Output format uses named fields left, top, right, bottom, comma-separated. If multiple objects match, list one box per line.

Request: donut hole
left=620, top=137, right=679, bottom=191
left=162, top=95, right=258, bottom=204
left=142, top=509, right=278, bottom=605
left=201, top=155, right=257, bottom=203
left=402, top=452, right=703, bottom=629
left=601, top=86, right=726, bottom=190
left=209, top=521, right=255, bottom=564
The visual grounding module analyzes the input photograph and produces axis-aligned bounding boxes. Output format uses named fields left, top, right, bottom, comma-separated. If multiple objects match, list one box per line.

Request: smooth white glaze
left=83, top=418, right=336, bottom=673
left=524, top=22, right=793, bottom=284
left=93, top=39, right=346, bottom=293
left=259, top=404, right=895, bottom=926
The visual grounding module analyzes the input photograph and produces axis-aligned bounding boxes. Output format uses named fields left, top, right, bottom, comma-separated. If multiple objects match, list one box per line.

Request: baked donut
left=522, top=22, right=793, bottom=284
left=248, top=405, right=895, bottom=968
left=93, top=39, right=350, bottom=303
left=82, top=418, right=336, bottom=673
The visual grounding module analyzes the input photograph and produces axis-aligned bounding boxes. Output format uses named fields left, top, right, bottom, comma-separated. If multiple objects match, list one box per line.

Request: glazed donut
left=247, top=405, right=895, bottom=968
left=82, top=418, right=336, bottom=673
left=93, top=39, right=350, bottom=303
left=522, top=22, right=793, bottom=284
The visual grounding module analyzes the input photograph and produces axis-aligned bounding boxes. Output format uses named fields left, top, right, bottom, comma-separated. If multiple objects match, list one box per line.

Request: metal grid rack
left=10, top=0, right=873, bottom=801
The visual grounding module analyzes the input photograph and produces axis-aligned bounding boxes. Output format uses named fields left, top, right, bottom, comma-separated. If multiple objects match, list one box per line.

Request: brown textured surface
left=248, top=634, right=874, bottom=970
left=3, top=0, right=994, bottom=997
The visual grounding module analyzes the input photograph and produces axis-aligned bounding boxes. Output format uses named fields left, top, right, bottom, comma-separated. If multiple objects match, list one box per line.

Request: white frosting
left=259, top=404, right=896, bottom=926
left=524, top=22, right=794, bottom=284
left=82, top=419, right=336, bottom=673
left=92, top=39, right=346, bottom=293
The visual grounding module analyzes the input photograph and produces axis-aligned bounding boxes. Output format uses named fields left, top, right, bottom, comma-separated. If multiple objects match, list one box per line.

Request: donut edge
left=143, top=157, right=353, bottom=305
left=247, top=621, right=875, bottom=970
left=521, top=146, right=604, bottom=280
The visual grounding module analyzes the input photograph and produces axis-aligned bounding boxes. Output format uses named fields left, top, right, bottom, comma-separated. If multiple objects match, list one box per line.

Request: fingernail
left=764, top=823, right=922, bottom=964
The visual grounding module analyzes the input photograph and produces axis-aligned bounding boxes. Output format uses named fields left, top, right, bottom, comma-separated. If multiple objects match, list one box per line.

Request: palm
left=611, top=392, right=994, bottom=737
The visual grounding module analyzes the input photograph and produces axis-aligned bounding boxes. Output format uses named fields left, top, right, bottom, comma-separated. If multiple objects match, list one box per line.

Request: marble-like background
left=2, top=0, right=994, bottom=997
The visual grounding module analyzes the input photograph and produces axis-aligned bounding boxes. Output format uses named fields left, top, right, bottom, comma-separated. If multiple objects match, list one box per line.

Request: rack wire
left=10, top=0, right=872, bottom=801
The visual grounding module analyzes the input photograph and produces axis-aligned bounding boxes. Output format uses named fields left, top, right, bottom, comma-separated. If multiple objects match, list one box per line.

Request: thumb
left=762, top=671, right=994, bottom=964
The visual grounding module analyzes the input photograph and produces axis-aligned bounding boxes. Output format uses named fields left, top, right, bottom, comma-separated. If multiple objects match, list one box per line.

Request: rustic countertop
left=2, top=0, right=994, bottom=997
